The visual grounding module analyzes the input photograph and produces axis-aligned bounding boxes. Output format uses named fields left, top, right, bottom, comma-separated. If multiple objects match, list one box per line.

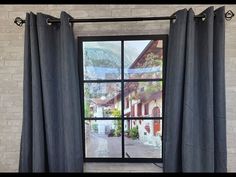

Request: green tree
left=84, top=100, right=91, bottom=117
left=145, top=81, right=162, bottom=93
left=134, top=52, right=162, bottom=79
left=143, top=52, right=162, bottom=67
left=111, top=108, right=122, bottom=136
left=129, top=126, right=139, bottom=140
left=111, top=108, right=121, bottom=117
left=84, top=86, right=92, bottom=117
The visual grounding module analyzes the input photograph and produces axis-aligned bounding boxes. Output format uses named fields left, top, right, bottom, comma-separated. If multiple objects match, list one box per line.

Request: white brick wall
left=0, top=4, right=235, bottom=172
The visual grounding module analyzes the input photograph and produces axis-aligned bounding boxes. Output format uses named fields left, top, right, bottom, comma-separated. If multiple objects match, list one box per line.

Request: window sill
left=84, top=162, right=163, bottom=173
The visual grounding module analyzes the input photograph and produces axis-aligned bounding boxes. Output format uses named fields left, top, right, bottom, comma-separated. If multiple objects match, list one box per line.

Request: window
left=131, top=105, right=135, bottom=117
left=144, top=103, right=149, bottom=116
left=125, top=97, right=129, bottom=109
left=137, top=103, right=142, bottom=117
left=78, top=35, right=167, bottom=163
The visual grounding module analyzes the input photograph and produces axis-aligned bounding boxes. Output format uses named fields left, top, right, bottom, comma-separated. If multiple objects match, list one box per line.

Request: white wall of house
left=123, top=92, right=163, bottom=147
left=91, top=120, right=115, bottom=134
left=142, top=99, right=162, bottom=117
left=93, top=106, right=104, bottom=117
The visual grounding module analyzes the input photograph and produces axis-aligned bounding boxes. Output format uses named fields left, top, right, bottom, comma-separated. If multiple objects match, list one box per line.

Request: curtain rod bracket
left=14, top=9, right=234, bottom=27
left=225, top=10, right=234, bottom=21
left=14, top=17, right=25, bottom=27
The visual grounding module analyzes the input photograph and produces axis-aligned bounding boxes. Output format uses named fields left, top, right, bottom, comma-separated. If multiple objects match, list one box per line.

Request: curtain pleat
left=19, top=12, right=83, bottom=172
left=164, top=6, right=227, bottom=172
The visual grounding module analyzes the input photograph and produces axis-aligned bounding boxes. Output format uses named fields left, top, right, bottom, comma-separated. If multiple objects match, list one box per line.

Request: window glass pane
left=124, top=40, right=163, bottom=79
left=85, top=120, right=122, bottom=157
left=83, top=41, right=121, bottom=80
left=84, top=83, right=121, bottom=118
left=81, top=36, right=166, bottom=160
left=124, top=81, right=162, bottom=117
left=124, top=119, right=162, bottom=158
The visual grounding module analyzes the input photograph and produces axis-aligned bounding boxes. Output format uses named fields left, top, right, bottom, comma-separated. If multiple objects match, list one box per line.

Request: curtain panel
left=19, top=12, right=83, bottom=172
left=163, top=6, right=227, bottom=172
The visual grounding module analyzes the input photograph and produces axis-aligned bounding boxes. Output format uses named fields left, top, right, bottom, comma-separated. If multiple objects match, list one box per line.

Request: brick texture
left=0, top=5, right=235, bottom=172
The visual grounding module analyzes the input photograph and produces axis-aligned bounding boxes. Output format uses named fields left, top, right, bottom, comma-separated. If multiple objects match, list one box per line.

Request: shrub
left=129, top=126, right=139, bottom=140
left=111, top=108, right=122, bottom=137
left=108, top=129, right=115, bottom=137
left=114, top=128, right=121, bottom=137
left=92, top=124, right=98, bottom=133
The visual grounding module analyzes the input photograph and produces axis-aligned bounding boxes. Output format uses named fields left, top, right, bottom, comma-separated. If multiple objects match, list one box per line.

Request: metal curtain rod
left=14, top=10, right=234, bottom=27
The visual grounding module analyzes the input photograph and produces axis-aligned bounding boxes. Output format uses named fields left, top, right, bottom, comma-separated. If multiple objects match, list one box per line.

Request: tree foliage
left=111, top=108, right=122, bottom=136
left=129, top=126, right=139, bottom=140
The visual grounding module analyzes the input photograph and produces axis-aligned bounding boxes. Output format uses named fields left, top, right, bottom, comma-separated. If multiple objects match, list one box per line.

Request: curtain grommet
left=201, top=13, right=207, bottom=21
left=68, top=17, right=72, bottom=27
left=46, top=18, right=52, bottom=26
left=171, top=15, right=177, bottom=24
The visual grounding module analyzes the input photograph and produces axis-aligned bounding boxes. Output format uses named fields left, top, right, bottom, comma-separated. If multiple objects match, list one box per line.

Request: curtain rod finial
left=225, top=10, right=234, bottom=21
left=14, top=17, right=24, bottom=27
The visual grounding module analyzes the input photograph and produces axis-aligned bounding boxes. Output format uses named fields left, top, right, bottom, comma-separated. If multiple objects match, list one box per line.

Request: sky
left=124, top=40, right=151, bottom=61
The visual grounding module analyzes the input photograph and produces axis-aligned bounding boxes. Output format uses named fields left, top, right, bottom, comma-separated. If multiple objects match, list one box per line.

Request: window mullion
left=121, top=40, right=125, bottom=159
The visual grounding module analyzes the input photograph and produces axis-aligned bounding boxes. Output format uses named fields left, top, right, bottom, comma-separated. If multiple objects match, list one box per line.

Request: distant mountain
left=84, top=48, right=117, bottom=66
left=83, top=40, right=152, bottom=81
left=84, top=47, right=134, bottom=67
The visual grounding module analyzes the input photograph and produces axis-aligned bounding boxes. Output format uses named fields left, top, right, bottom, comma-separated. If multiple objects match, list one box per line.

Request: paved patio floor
left=86, top=133, right=161, bottom=158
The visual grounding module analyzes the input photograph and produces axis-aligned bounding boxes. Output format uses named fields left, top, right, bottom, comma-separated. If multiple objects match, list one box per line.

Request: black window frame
left=78, top=35, right=168, bottom=163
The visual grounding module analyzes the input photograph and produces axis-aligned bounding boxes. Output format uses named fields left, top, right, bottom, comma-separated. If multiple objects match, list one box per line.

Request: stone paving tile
left=86, top=133, right=161, bottom=158
left=84, top=163, right=163, bottom=172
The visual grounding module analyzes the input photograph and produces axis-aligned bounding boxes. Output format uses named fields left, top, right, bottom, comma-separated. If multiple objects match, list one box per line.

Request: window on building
left=131, top=105, right=135, bottom=117
left=78, top=35, right=167, bottom=163
left=144, top=103, right=149, bottom=116
left=126, top=97, right=129, bottom=109
left=137, top=103, right=142, bottom=116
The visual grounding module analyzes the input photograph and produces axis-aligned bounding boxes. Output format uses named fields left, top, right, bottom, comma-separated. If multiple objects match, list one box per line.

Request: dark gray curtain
left=19, top=12, right=83, bottom=172
left=163, top=6, right=227, bottom=172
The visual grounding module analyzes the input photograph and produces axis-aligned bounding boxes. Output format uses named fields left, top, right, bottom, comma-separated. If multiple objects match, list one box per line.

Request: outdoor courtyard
left=85, top=132, right=162, bottom=158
